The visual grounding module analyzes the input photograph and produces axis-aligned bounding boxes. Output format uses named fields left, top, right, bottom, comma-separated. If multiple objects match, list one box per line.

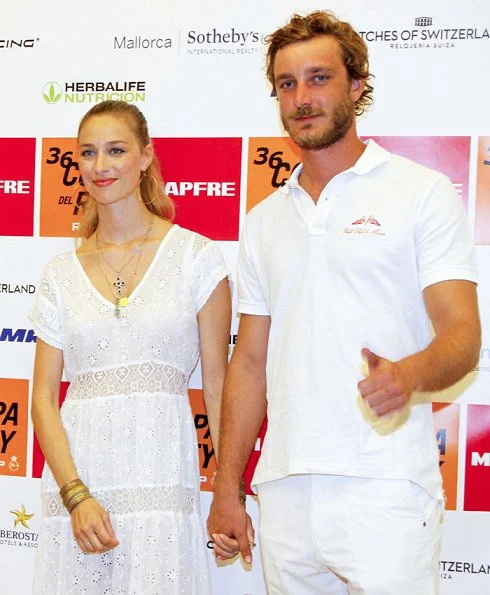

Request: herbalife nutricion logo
left=41, top=81, right=146, bottom=105
left=42, top=82, right=62, bottom=104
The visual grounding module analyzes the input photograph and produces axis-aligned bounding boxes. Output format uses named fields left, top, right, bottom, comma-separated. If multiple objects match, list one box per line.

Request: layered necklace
left=95, top=216, right=155, bottom=318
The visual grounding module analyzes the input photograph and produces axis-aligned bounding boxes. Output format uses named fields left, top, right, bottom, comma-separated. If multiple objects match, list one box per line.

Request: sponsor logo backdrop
left=1, top=1, right=489, bottom=593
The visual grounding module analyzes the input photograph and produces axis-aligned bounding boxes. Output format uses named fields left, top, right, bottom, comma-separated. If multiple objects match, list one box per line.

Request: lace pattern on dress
left=44, top=485, right=197, bottom=517
left=69, top=363, right=188, bottom=400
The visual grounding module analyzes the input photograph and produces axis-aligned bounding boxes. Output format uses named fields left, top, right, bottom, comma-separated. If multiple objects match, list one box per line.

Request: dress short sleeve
left=190, top=236, right=229, bottom=313
left=30, top=257, right=64, bottom=350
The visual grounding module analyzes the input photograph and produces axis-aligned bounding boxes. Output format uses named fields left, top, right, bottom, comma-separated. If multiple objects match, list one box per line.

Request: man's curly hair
left=265, top=11, right=374, bottom=116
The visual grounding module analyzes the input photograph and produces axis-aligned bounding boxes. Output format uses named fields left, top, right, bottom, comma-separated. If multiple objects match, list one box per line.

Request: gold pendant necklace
left=95, top=216, right=154, bottom=318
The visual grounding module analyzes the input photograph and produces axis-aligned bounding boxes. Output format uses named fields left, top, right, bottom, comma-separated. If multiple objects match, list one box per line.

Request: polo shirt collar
left=283, top=139, right=391, bottom=194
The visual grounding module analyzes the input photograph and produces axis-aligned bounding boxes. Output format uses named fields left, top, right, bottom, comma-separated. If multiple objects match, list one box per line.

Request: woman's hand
left=70, top=497, right=119, bottom=554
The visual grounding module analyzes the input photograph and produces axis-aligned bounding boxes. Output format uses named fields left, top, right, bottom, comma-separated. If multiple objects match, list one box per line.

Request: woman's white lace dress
left=31, top=225, right=227, bottom=595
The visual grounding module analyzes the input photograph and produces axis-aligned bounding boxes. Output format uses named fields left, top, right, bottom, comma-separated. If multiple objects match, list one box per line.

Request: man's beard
left=281, top=92, right=355, bottom=151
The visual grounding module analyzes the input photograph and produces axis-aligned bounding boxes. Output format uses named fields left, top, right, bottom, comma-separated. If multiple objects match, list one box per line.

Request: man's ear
left=351, top=78, right=365, bottom=101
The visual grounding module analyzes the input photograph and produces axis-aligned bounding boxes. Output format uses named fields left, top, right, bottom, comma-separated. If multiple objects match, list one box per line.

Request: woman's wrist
left=60, top=478, right=93, bottom=513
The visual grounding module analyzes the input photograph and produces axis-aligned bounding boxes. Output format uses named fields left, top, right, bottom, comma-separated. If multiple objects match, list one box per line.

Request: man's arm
left=207, top=313, right=270, bottom=563
left=358, top=279, right=481, bottom=416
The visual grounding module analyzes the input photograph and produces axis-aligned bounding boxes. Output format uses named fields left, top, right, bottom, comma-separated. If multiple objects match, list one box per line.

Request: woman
left=31, top=100, right=231, bottom=594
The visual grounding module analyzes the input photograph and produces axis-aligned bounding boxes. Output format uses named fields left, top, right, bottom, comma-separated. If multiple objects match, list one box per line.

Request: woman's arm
left=197, top=278, right=232, bottom=462
left=31, top=339, right=77, bottom=484
left=32, top=339, right=119, bottom=554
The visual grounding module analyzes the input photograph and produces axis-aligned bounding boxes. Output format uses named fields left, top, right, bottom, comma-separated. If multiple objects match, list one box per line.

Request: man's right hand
left=207, top=491, right=255, bottom=564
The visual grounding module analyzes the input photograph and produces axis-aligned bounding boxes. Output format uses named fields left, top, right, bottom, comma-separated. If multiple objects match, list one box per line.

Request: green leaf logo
left=41, top=82, right=62, bottom=104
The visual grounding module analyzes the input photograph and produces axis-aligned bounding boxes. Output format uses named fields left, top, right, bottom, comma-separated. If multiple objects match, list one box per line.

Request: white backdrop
left=1, top=1, right=490, bottom=593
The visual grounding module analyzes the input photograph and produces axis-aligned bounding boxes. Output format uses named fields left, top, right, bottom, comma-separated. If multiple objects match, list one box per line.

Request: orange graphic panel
left=247, top=137, right=301, bottom=212
left=40, top=139, right=86, bottom=237
left=189, top=388, right=217, bottom=492
left=0, top=378, right=29, bottom=477
left=475, top=137, right=490, bottom=244
left=432, top=402, right=460, bottom=510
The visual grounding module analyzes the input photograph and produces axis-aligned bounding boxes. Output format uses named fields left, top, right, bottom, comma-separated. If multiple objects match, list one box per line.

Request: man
left=208, top=10, right=480, bottom=595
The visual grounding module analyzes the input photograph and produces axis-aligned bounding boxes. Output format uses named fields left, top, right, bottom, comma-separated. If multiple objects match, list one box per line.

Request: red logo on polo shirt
left=345, top=213, right=385, bottom=235
left=0, top=138, right=36, bottom=236
left=464, top=404, right=490, bottom=511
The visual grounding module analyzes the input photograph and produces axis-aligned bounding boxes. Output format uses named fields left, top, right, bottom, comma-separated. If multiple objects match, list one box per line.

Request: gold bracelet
left=66, top=492, right=93, bottom=514
left=60, top=479, right=92, bottom=513
left=59, top=478, right=83, bottom=497
left=63, top=485, right=90, bottom=508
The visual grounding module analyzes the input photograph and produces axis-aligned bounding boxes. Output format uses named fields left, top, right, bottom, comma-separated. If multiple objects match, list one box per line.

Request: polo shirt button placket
left=308, top=193, right=330, bottom=235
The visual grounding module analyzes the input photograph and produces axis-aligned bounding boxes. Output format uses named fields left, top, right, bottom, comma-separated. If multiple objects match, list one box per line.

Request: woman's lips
left=93, top=178, right=117, bottom=187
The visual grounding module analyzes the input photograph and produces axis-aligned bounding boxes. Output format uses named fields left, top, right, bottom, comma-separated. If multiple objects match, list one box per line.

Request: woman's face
left=77, top=114, right=152, bottom=207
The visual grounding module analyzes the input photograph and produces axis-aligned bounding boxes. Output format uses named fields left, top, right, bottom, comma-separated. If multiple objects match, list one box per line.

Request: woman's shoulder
left=43, top=250, right=76, bottom=275
left=170, top=224, right=215, bottom=255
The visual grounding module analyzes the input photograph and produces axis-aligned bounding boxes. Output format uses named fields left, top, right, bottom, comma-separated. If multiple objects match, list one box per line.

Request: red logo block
left=153, top=138, right=241, bottom=240
left=464, top=404, right=490, bottom=511
left=0, top=138, right=36, bottom=236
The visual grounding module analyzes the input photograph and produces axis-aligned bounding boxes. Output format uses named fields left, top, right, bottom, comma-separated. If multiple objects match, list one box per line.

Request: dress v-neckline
left=73, top=224, right=179, bottom=308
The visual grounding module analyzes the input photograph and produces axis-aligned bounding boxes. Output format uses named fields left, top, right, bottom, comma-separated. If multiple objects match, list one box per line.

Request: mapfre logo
left=471, top=452, right=490, bottom=466
left=474, top=137, right=490, bottom=245
left=154, top=138, right=241, bottom=240
left=0, top=138, right=36, bottom=236
left=0, top=379, right=29, bottom=477
left=464, top=404, right=490, bottom=511
left=359, top=16, right=489, bottom=50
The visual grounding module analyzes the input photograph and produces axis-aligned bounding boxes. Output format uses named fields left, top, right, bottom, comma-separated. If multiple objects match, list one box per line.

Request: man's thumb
left=361, top=348, right=381, bottom=372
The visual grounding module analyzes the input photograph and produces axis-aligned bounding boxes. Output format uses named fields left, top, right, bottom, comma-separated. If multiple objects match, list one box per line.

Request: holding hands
left=207, top=487, right=255, bottom=564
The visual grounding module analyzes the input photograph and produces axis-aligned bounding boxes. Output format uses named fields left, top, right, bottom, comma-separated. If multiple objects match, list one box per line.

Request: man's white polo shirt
left=238, top=140, right=477, bottom=499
